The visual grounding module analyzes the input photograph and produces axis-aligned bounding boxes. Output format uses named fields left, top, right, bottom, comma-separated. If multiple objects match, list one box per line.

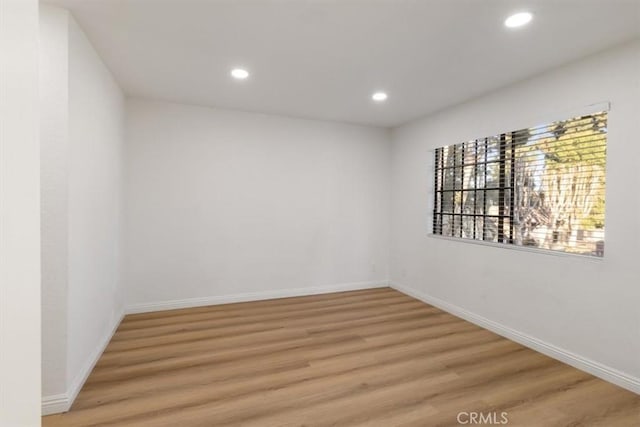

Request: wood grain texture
left=42, top=288, right=639, bottom=426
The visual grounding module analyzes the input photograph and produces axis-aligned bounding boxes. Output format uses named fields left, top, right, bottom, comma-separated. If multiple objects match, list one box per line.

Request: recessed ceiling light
left=372, top=92, right=388, bottom=102
left=230, top=68, right=249, bottom=80
left=504, top=12, right=533, bottom=28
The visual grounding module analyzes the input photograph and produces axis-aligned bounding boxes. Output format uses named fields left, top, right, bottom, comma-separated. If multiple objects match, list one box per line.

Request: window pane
left=442, top=191, right=454, bottom=213
left=483, top=217, right=498, bottom=242
left=462, top=216, right=475, bottom=239
left=474, top=217, right=484, bottom=240
left=431, top=111, right=607, bottom=257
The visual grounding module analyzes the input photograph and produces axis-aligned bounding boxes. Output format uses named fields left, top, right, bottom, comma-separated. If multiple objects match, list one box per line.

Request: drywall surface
left=39, top=3, right=69, bottom=400
left=0, top=0, right=41, bottom=424
left=66, top=13, right=125, bottom=398
left=124, top=99, right=390, bottom=307
left=390, top=41, right=640, bottom=384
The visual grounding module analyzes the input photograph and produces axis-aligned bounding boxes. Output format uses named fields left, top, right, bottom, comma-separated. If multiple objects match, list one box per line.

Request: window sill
left=427, top=233, right=604, bottom=262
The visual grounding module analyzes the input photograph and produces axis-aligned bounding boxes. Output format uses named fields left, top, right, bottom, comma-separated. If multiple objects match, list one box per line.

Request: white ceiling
left=47, top=0, right=640, bottom=127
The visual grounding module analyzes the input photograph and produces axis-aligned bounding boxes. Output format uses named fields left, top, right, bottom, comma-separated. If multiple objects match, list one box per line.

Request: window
left=432, top=111, right=607, bottom=257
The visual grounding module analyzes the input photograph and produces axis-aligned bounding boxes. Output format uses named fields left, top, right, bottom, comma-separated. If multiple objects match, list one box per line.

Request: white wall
left=66, top=13, right=125, bottom=399
left=124, top=99, right=390, bottom=309
left=40, top=3, right=69, bottom=400
left=390, top=40, right=640, bottom=391
left=39, top=5, right=126, bottom=413
left=0, top=0, right=41, bottom=425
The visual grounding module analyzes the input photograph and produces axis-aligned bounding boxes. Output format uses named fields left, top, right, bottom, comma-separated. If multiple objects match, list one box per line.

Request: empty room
left=2, top=0, right=640, bottom=426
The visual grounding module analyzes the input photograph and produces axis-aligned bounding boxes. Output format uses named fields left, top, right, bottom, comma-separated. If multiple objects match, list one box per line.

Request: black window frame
left=433, top=136, right=515, bottom=244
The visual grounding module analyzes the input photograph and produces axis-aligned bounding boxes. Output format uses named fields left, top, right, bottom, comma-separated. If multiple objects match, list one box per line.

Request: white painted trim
left=43, top=281, right=388, bottom=414
left=67, top=308, right=125, bottom=406
left=391, top=282, right=640, bottom=395
left=423, top=101, right=611, bottom=149
left=126, top=281, right=389, bottom=315
left=427, top=234, right=604, bottom=262
left=41, top=394, right=69, bottom=416
left=42, top=309, right=125, bottom=415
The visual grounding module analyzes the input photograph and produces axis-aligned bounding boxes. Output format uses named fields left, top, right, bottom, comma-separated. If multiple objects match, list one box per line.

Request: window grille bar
left=497, top=134, right=506, bottom=243
left=482, top=137, right=488, bottom=240
left=439, top=213, right=510, bottom=218
left=473, top=140, right=478, bottom=240
left=460, top=142, right=465, bottom=238
left=439, top=148, right=444, bottom=235
left=433, top=148, right=440, bottom=234
left=509, top=132, right=516, bottom=244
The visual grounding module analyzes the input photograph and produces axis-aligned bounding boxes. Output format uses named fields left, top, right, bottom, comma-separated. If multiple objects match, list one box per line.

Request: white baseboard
left=49, top=281, right=635, bottom=415
left=42, top=309, right=125, bottom=415
left=126, top=280, right=390, bottom=315
left=41, top=393, right=69, bottom=416
left=391, top=282, right=640, bottom=395
left=42, top=281, right=387, bottom=415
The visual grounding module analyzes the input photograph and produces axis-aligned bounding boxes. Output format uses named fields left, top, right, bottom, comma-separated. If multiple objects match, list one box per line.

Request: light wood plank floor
left=43, top=288, right=639, bottom=426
